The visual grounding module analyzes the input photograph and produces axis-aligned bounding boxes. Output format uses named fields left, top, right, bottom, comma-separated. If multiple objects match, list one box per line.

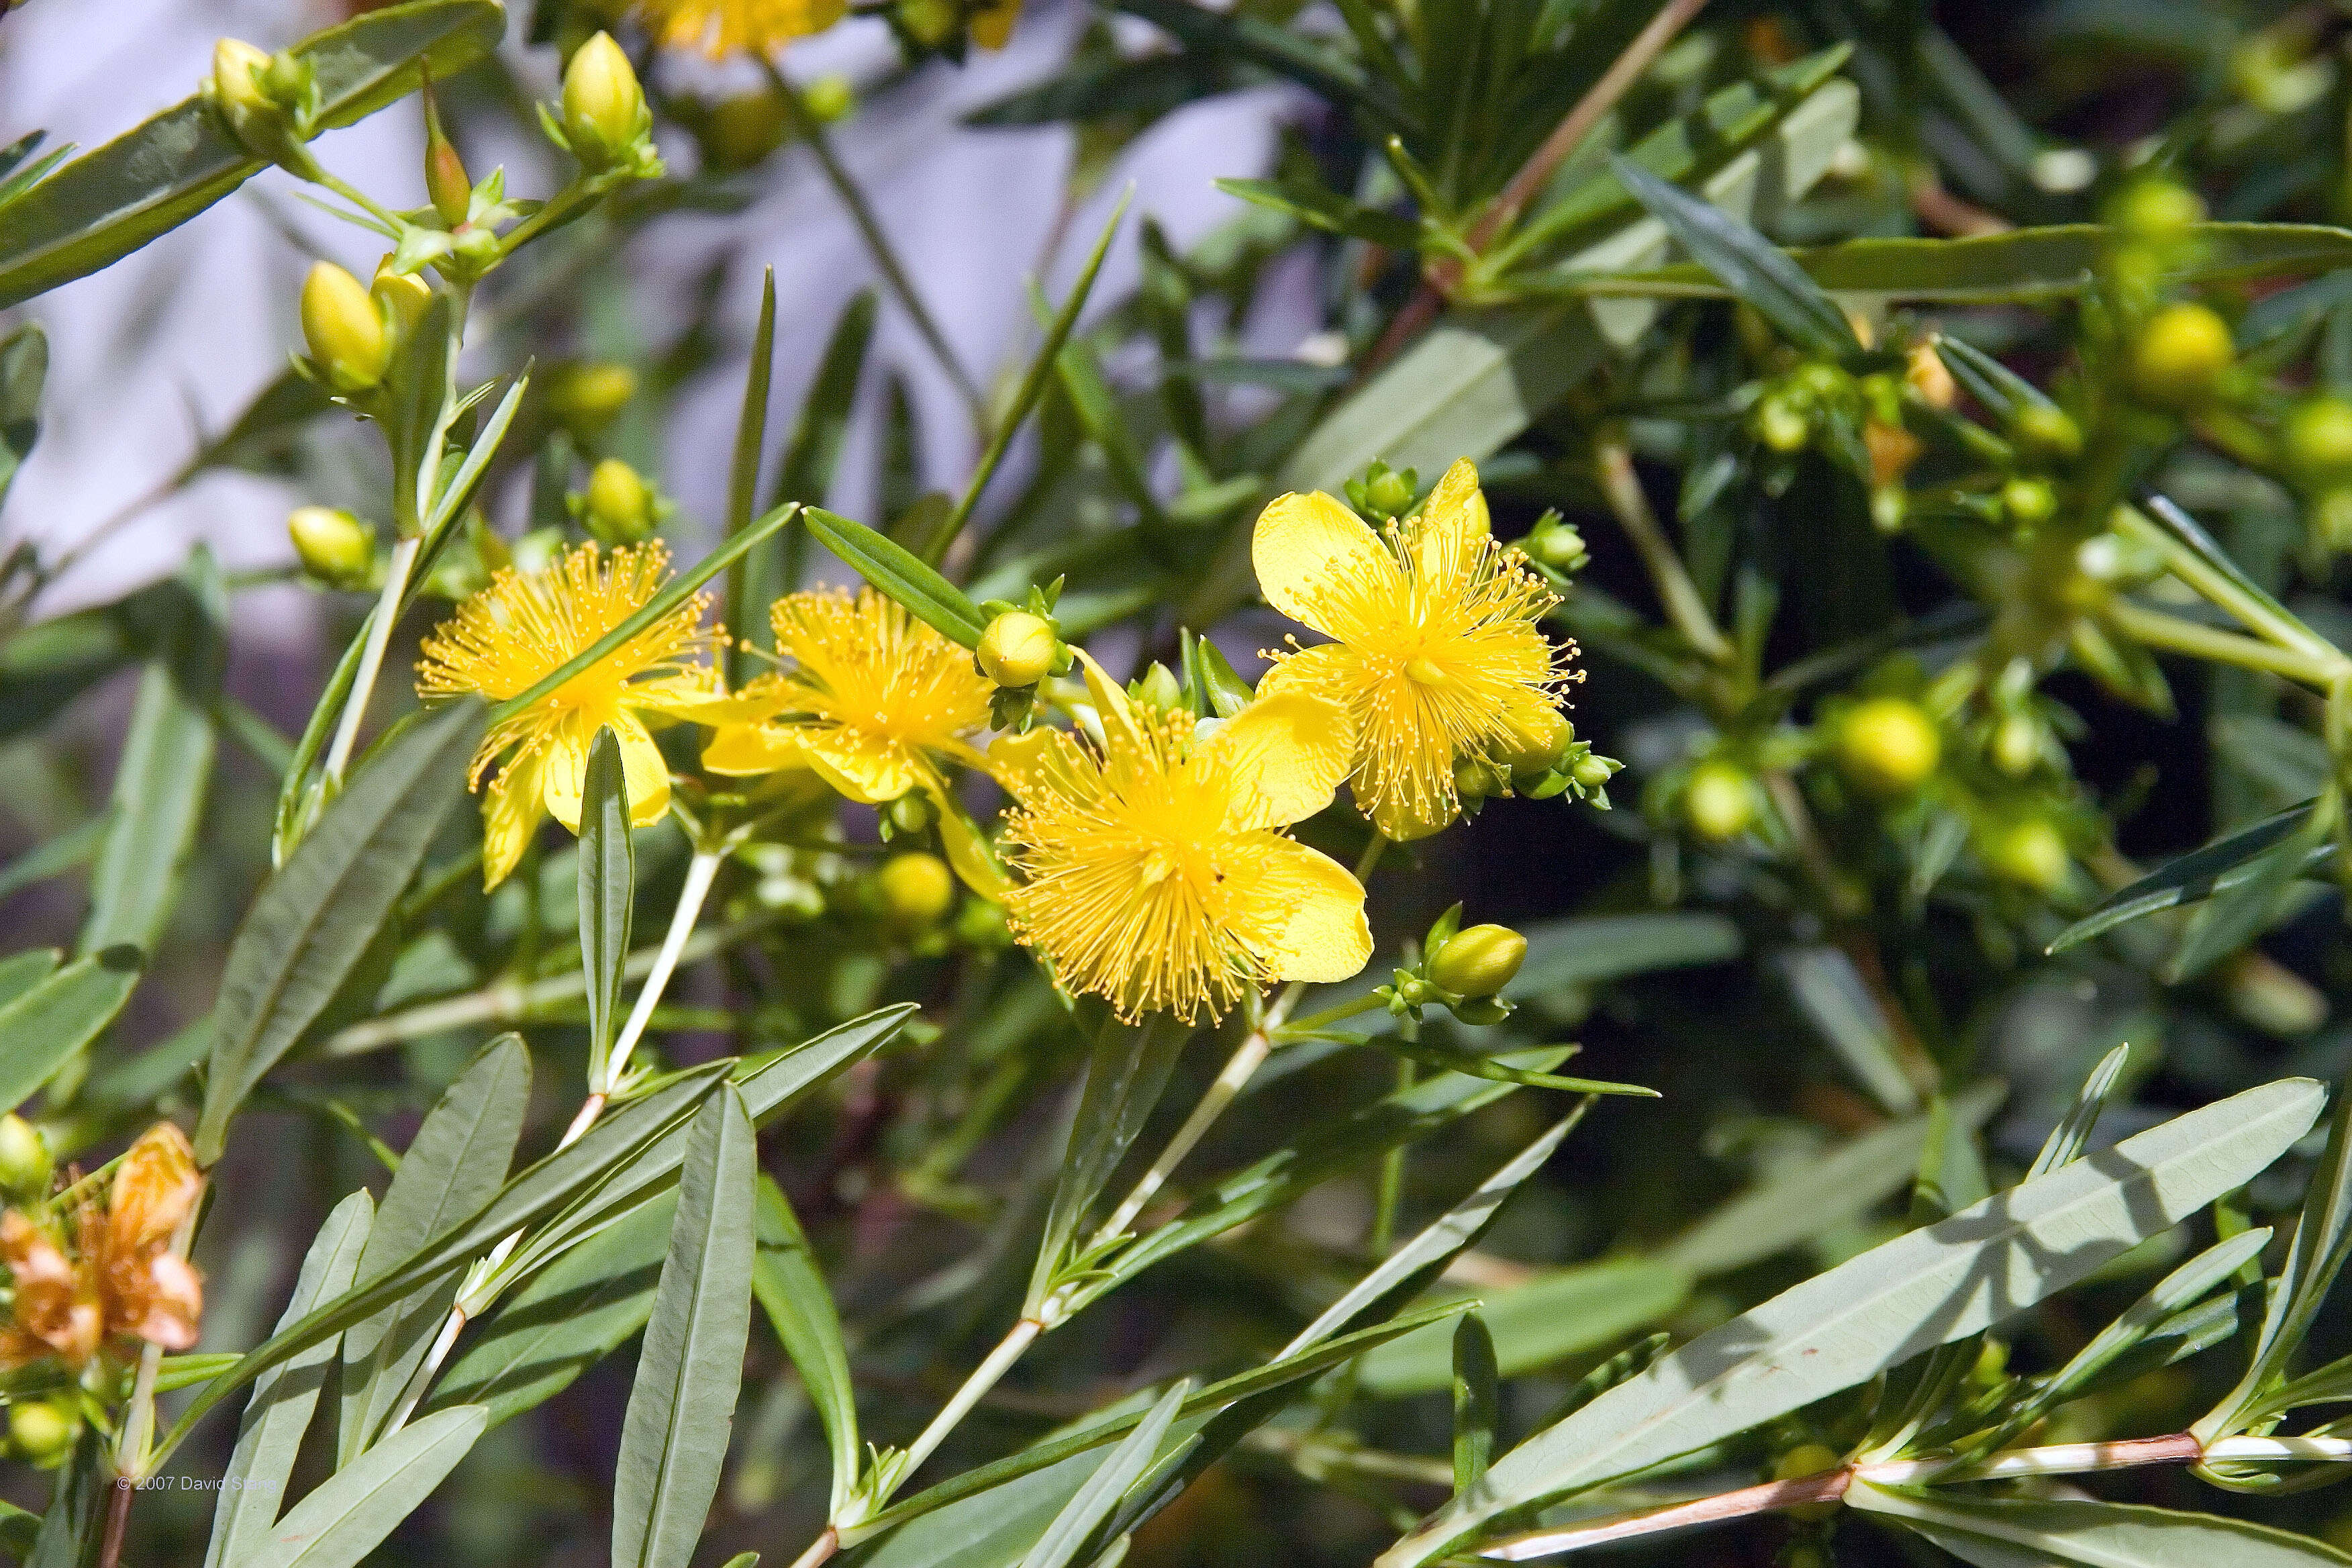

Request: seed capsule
left=1428, top=924, right=1527, bottom=998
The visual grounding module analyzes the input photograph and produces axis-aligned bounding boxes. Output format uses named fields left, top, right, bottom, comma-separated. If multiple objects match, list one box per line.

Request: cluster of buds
left=1378, top=905, right=1529, bottom=1030
left=293, top=258, right=428, bottom=402
left=974, top=580, right=1075, bottom=728
left=1520, top=509, right=1589, bottom=583
left=1455, top=710, right=1621, bottom=816
left=541, top=33, right=664, bottom=183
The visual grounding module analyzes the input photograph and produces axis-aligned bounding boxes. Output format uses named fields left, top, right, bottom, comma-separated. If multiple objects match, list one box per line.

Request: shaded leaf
left=250, top=1405, right=487, bottom=1568
left=1851, top=1487, right=2352, bottom=1568
left=0, top=945, right=141, bottom=1115
left=2048, top=801, right=2322, bottom=954
left=754, top=1176, right=858, bottom=1516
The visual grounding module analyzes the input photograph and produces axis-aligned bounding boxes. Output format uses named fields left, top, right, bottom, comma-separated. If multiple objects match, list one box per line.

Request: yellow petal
left=1199, top=689, right=1356, bottom=831
left=543, top=712, right=671, bottom=832
left=1251, top=490, right=1401, bottom=638
left=922, top=774, right=1012, bottom=901
left=1075, top=651, right=1149, bottom=759
left=798, top=725, right=918, bottom=804
left=639, top=673, right=781, bottom=726
left=989, top=725, right=1093, bottom=807
left=481, top=748, right=548, bottom=889
left=1408, top=458, right=1489, bottom=589
left=703, top=722, right=807, bottom=777
left=1225, top=832, right=1371, bottom=984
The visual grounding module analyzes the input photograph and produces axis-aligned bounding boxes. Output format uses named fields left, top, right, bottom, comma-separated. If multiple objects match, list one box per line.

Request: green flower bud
left=2316, top=489, right=2352, bottom=552
left=1363, top=467, right=1414, bottom=520
left=1453, top=756, right=1507, bottom=801
left=887, top=792, right=934, bottom=834
left=1524, top=516, right=1588, bottom=575
left=1990, top=712, right=2042, bottom=778
left=2002, top=476, right=2058, bottom=526
left=2011, top=401, right=2083, bottom=460
left=706, top=91, right=789, bottom=170
left=1753, top=393, right=1810, bottom=454
left=209, top=37, right=273, bottom=124
left=1983, top=817, right=2069, bottom=892
left=1498, top=708, right=1572, bottom=779
left=2288, top=396, right=2352, bottom=485
left=1869, top=485, right=1908, bottom=534
left=0, top=1114, right=50, bottom=1199
left=561, top=32, right=651, bottom=172
left=2130, top=303, right=2234, bottom=407
left=877, top=852, right=955, bottom=924
left=1570, top=752, right=1619, bottom=792
left=977, top=611, right=1058, bottom=687
left=1906, top=342, right=1957, bottom=410
left=7, top=1400, right=77, bottom=1470
left=2110, top=180, right=2205, bottom=244
left=1131, top=663, right=1183, bottom=712
left=1684, top=761, right=1758, bottom=842
left=895, top=0, right=960, bottom=48
left=803, top=73, right=856, bottom=124
left=287, top=505, right=376, bottom=589
left=300, top=261, right=390, bottom=393
left=1836, top=697, right=1941, bottom=797
left=1428, top=924, right=1527, bottom=998
left=546, top=362, right=638, bottom=438
left=581, top=458, right=656, bottom=545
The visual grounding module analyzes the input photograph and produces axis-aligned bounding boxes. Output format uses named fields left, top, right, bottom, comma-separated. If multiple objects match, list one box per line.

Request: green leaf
left=0, top=322, right=46, bottom=510
left=752, top=1175, right=858, bottom=1516
left=0, top=819, right=106, bottom=905
left=1662, top=1083, right=2005, bottom=1279
left=199, top=698, right=484, bottom=1163
left=944, top=194, right=1128, bottom=559
left=1514, top=912, right=1743, bottom=996
left=801, top=505, right=987, bottom=646
left=1357, top=1259, right=1689, bottom=1396
left=1216, top=177, right=1421, bottom=247
left=1609, top=154, right=1860, bottom=359
left=1452, top=1316, right=1498, bottom=1499
left=26, top=1428, right=105, bottom=1568
left=429, top=1191, right=671, bottom=1428
left=80, top=552, right=224, bottom=959
left=248, top=1404, right=487, bottom=1568
left=2039, top=1228, right=2269, bottom=1410
left=1020, top=1381, right=1192, bottom=1568
left=207, top=1190, right=375, bottom=1568
left=0, top=945, right=141, bottom=1115
left=340, top=1034, right=532, bottom=1464
left=1382, top=1077, right=2328, bottom=1565
left=1777, top=946, right=1921, bottom=1114
left=1848, top=1487, right=2352, bottom=1568
left=0, top=950, right=58, bottom=1009
left=579, top=729, right=635, bottom=1077
left=2047, top=801, right=2323, bottom=954
left=420, top=367, right=529, bottom=539
left=2032, top=1045, right=2132, bottom=1178
left=773, top=291, right=877, bottom=512
left=613, top=1089, right=758, bottom=1568
left=1028, top=1012, right=1192, bottom=1312
left=2165, top=803, right=2334, bottom=983
left=1108, top=0, right=1404, bottom=134
left=726, top=270, right=778, bottom=676
left=0, top=0, right=505, bottom=311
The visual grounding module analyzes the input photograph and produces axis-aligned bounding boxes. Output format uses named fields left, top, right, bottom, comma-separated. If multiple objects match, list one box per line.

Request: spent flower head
left=0, top=1124, right=203, bottom=1373
left=417, top=541, right=721, bottom=887
left=991, top=654, right=1370, bottom=1022
left=1254, top=458, right=1575, bottom=840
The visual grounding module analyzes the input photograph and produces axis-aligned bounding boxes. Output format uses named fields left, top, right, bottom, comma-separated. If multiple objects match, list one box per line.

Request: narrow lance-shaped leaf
left=340, top=1034, right=532, bottom=1463
left=1453, top=1316, right=1498, bottom=1502
left=801, top=507, right=987, bottom=648
left=0, top=323, right=46, bottom=509
left=0, top=946, right=142, bottom=1115
left=249, top=1405, right=488, bottom=1568
left=579, top=729, right=634, bottom=1079
left=613, top=1088, right=758, bottom=1568
left=201, top=697, right=484, bottom=1163
left=1027, top=1012, right=1190, bottom=1313
left=1018, top=1380, right=1193, bottom=1568
left=2032, top=1044, right=2133, bottom=1177
left=754, top=1175, right=859, bottom=1516
left=770, top=289, right=879, bottom=601
left=726, top=268, right=778, bottom=679
left=207, top=1190, right=375, bottom=1568
left=1847, top=1487, right=2352, bottom=1568
left=2049, top=801, right=2324, bottom=954
left=1382, top=1077, right=2327, bottom=1565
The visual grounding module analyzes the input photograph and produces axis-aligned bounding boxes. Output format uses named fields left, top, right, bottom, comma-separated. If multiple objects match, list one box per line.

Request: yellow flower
left=1254, top=458, right=1573, bottom=840
left=634, top=0, right=846, bottom=55
left=0, top=1124, right=203, bottom=1372
left=418, top=542, right=720, bottom=888
left=969, top=0, right=1020, bottom=48
left=991, top=654, right=1370, bottom=1023
left=703, top=587, right=993, bottom=805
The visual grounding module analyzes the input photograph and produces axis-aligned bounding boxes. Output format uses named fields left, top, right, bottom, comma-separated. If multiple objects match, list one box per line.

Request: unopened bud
left=2130, top=303, right=2234, bottom=407
left=287, top=506, right=375, bottom=588
left=581, top=458, right=656, bottom=545
left=887, top=792, right=934, bottom=834
left=300, top=261, right=389, bottom=393
left=0, top=1116, right=50, bottom=1199
left=2002, top=477, right=2058, bottom=527
left=1362, top=467, right=1414, bottom=520
left=1569, top=752, right=1620, bottom=793
left=2288, top=397, right=2352, bottom=485
left=7, top=1400, right=77, bottom=1469
left=877, top=852, right=955, bottom=924
left=1773, top=1444, right=1843, bottom=1522
left=1863, top=418, right=1923, bottom=487
left=1498, top=708, right=1572, bottom=778
left=1684, top=761, right=1758, bottom=842
left=1836, top=697, right=1940, bottom=797
left=1983, top=817, right=2069, bottom=892
left=1132, top=663, right=1183, bottom=712
left=895, top=0, right=961, bottom=48
left=209, top=38, right=273, bottom=122
left=977, top=611, right=1058, bottom=687
left=1990, top=712, right=2042, bottom=777
left=1453, top=756, right=1507, bottom=801
left=562, top=33, right=650, bottom=173
left=426, top=128, right=471, bottom=228
left=1428, top=924, right=1527, bottom=998
left=707, top=91, right=789, bottom=170
left=546, top=362, right=638, bottom=438
left=370, top=260, right=431, bottom=341
left=1753, top=393, right=1810, bottom=453
left=2112, top=180, right=2205, bottom=244
left=803, top=73, right=856, bottom=124
left=2011, top=401, right=2083, bottom=460
left=1525, top=516, right=1588, bottom=575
